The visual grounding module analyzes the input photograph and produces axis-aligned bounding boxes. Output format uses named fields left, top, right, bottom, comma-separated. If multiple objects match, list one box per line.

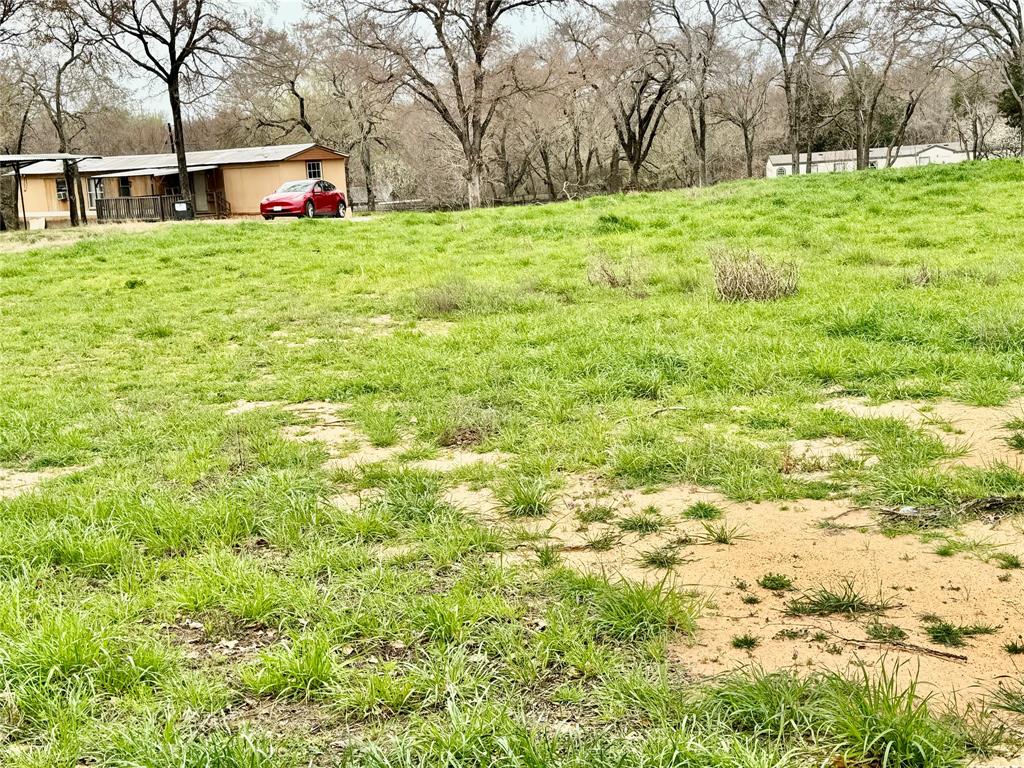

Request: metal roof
left=92, top=165, right=218, bottom=178
left=19, top=143, right=348, bottom=176
left=0, top=153, right=100, bottom=169
left=767, top=143, right=967, bottom=166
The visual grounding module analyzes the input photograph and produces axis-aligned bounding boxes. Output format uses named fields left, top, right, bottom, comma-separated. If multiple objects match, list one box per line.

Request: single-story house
left=16, top=143, right=348, bottom=225
left=765, top=143, right=971, bottom=178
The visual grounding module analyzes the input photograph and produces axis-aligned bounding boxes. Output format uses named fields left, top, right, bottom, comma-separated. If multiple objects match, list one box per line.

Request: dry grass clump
left=711, top=249, right=799, bottom=302
left=587, top=257, right=647, bottom=296
left=904, top=263, right=940, bottom=287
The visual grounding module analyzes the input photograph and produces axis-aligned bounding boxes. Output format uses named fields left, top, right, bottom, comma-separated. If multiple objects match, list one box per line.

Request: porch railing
left=96, top=194, right=184, bottom=223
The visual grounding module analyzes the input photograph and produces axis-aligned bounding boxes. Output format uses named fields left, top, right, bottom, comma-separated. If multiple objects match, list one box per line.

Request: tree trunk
left=74, top=166, right=88, bottom=224
left=743, top=127, right=754, bottom=178
left=62, top=160, right=79, bottom=227
left=466, top=157, right=483, bottom=209
left=360, top=141, right=376, bottom=213
left=607, top=144, right=622, bottom=193
left=168, top=75, right=193, bottom=203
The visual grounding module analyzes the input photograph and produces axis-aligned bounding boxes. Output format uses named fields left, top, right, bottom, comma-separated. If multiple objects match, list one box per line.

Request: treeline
left=1, top=0, right=1022, bottom=210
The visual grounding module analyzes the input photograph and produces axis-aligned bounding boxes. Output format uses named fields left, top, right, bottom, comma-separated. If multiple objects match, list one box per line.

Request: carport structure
left=0, top=153, right=98, bottom=229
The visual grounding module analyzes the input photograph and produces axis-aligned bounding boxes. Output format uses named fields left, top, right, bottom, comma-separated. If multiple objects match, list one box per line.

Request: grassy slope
left=2, top=160, right=1023, bottom=765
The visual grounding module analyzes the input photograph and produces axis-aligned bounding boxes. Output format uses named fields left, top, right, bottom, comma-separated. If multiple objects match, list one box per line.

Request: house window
left=917, top=157, right=931, bottom=166
left=119, top=177, right=131, bottom=197
left=305, top=160, right=322, bottom=179
left=868, top=160, right=879, bottom=169
left=776, top=167, right=787, bottom=177
left=87, top=178, right=104, bottom=208
left=833, top=162, right=845, bottom=172
left=56, top=178, right=68, bottom=201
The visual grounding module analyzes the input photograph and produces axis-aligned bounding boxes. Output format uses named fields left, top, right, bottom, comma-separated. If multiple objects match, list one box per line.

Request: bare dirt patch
left=225, top=399, right=283, bottom=415
left=823, top=396, right=1024, bottom=469
left=280, top=402, right=404, bottom=471
left=412, top=450, right=509, bottom=473
left=452, top=475, right=1024, bottom=701
left=163, top=615, right=279, bottom=667
left=0, top=466, right=83, bottom=499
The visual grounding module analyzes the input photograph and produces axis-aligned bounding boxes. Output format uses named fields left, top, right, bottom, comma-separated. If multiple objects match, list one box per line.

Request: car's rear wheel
left=336, top=201, right=346, bottom=219
left=262, top=215, right=273, bottom=220
left=303, top=200, right=315, bottom=218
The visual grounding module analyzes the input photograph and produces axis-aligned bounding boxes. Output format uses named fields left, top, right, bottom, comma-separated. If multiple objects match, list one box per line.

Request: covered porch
left=93, top=166, right=231, bottom=222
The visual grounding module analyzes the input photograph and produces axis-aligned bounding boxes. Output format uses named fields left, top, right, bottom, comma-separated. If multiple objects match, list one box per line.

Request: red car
left=260, top=179, right=347, bottom=219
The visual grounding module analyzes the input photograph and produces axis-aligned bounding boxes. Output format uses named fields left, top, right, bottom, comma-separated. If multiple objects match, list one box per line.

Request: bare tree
left=733, top=0, right=855, bottom=172
left=82, top=0, right=253, bottom=202
left=715, top=47, right=772, bottom=177
left=29, top=0, right=113, bottom=225
left=913, top=0, right=1024, bottom=154
left=0, top=0, right=26, bottom=44
left=565, top=0, right=682, bottom=190
left=328, top=0, right=558, bottom=208
left=659, top=0, right=726, bottom=186
left=320, top=42, right=399, bottom=212
left=231, top=27, right=320, bottom=141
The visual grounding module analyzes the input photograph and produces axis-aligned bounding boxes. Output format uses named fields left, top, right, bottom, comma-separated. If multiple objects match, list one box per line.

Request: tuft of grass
left=741, top=593, right=761, bottom=605
left=696, top=521, right=750, bottom=545
left=616, top=507, right=664, bottom=535
left=683, top=501, right=724, bottom=520
left=1003, top=636, right=1024, bottom=655
left=497, top=475, right=554, bottom=518
left=585, top=530, right=620, bottom=551
left=757, top=573, right=794, bottom=591
left=865, top=621, right=909, bottom=643
left=990, top=552, right=1022, bottom=570
left=731, top=633, right=759, bottom=649
left=711, top=249, right=799, bottom=302
left=994, top=682, right=1024, bottom=715
left=922, top=617, right=998, bottom=648
left=786, top=579, right=893, bottom=617
left=533, top=543, right=561, bottom=568
left=582, top=575, right=700, bottom=641
left=575, top=504, right=615, bottom=524
left=822, top=663, right=966, bottom=768
left=638, top=545, right=682, bottom=569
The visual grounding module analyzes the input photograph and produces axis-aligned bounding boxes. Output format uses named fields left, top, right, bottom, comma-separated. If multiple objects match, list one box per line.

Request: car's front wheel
left=303, top=200, right=315, bottom=218
left=336, top=201, right=346, bottom=219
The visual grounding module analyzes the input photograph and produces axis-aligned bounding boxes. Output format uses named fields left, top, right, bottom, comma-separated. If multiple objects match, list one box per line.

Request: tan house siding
left=21, top=176, right=66, bottom=215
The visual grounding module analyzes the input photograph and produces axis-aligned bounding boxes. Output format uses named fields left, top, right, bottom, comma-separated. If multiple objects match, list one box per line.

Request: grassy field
left=2, top=160, right=1024, bottom=766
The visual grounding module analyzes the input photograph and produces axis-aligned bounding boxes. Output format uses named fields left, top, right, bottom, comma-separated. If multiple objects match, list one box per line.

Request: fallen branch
left=838, top=636, right=968, bottom=662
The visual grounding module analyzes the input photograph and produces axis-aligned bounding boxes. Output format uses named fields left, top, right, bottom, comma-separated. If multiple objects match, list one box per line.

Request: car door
left=311, top=181, right=328, bottom=214
left=321, top=181, right=339, bottom=210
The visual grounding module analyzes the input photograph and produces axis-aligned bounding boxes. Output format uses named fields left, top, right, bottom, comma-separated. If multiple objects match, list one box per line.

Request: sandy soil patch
left=0, top=466, right=82, bottom=499
left=823, top=396, right=1024, bottom=469
left=225, top=399, right=283, bottom=415
left=412, top=450, right=510, bottom=473
left=452, top=475, right=1024, bottom=701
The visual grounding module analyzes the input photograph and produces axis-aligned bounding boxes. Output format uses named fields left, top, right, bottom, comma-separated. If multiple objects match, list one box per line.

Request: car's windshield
left=276, top=181, right=311, bottom=193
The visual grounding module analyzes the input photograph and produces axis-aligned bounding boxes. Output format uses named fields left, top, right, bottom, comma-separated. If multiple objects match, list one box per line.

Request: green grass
left=731, top=633, right=759, bottom=649
left=616, top=507, right=664, bottom=534
left=757, top=573, right=794, bottom=591
left=683, top=501, right=724, bottom=520
left=922, top=617, right=999, bottom=647
left=786, top=579, right=894, bottom=617
left=3, top=161, right=1024, bottom=764
left=866, top=621, right=909, bottom=643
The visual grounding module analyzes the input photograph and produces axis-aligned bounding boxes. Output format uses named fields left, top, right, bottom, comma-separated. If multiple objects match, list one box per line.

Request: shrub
left=712, top=249, right=799, bottom=302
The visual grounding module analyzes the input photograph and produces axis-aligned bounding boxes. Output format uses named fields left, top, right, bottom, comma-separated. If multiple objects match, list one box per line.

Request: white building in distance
left=765, top=142, right=971, bottom=178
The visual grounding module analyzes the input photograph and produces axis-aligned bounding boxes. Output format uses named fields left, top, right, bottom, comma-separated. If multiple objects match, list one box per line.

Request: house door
left=192, top=172, right=209, bottom=212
